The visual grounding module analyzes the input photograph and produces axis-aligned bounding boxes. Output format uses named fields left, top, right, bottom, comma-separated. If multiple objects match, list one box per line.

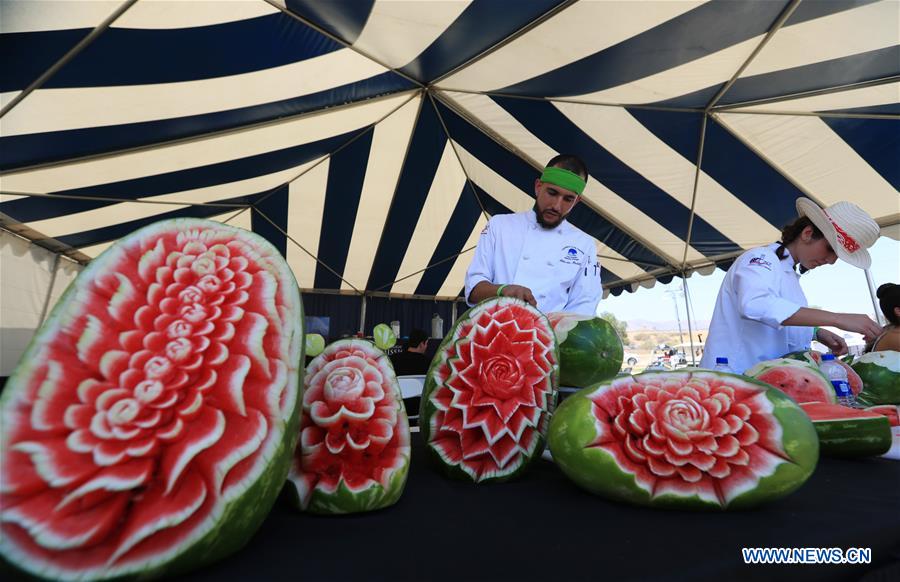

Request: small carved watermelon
left=288, top=339, right=410, bottom=514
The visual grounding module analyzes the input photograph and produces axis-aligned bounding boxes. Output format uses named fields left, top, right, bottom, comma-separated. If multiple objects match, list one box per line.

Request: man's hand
left=815, top=328, right=849, bottom=356
left=498, top=284, right=536, bottom=307
left=833, top=314, right=882, bottom=342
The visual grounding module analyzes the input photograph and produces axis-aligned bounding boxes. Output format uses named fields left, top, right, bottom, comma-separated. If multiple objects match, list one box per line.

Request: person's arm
left=469, top=281, right=536, bottom=306
left=563, top=247, right=602, bottom=316
left=783, top=308, right=883, bottom=342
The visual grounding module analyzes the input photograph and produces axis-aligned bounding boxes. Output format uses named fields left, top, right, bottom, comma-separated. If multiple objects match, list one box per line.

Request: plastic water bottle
left=820, top=354, right=856, bottom=407
left=713, top=357, right=734, bottom=373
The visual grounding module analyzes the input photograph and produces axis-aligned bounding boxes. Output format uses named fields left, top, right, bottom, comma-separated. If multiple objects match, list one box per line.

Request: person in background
left=389, top=328, right=430, bottom=376
left=700, top=198, right=882, bottom=374
left=464, top=154, right=602, bottom=316
left=867, top=283, right=900, bottom=352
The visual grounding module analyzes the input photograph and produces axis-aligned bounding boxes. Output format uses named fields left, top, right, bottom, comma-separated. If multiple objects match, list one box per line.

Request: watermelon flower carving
left=421, top=298, right=559, bottom=482
left=549, top=372, right=818, bottom=509
left=289, top=340, right=410, bottom=514
left=0, top=220, right=303, bottom=580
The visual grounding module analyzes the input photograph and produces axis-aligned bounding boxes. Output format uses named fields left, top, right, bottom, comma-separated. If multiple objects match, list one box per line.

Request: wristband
left=496, top=284, right=508, bottom=297
left=812, top=326, right=820, bottom=341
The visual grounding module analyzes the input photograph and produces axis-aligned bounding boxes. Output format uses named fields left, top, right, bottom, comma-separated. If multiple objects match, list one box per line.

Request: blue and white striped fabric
left=1, top=0, right=897, bottom=298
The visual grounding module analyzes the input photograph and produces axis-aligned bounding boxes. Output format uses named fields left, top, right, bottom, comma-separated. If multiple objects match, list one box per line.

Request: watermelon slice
left=420, top=297, right=559, bottom=483
left=865, top=404, right=899, bottom=427
left=799, top=403, right=892, bottom=458
left=783, top=350, right=863, bottom=396
left=852, top=351, right=900, bottom=406
left=0, top=219, right=304, bottom=580
left=288, top=339, right=410, bottom=514
left=745, top=358, right=836, bottom=404
left=548, top=371, right=819, bottom=510
left=547, top=312, right=623, bottom=387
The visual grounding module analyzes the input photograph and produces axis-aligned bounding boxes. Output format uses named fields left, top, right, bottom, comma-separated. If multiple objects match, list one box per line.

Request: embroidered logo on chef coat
left=480, top=224, right=489, bottom=235
left=748, top=256, right=772, bottom=270
left=560, top=246, right=585, bottom=265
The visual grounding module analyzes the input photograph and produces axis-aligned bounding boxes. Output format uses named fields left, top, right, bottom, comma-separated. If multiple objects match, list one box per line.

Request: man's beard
left=533, top=204, right=564, bottom=229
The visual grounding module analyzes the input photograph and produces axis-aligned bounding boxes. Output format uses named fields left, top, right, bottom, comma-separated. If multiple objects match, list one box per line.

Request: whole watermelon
left=420, top=297, right=559, bottom=483
left=547, top=312, right=623, bottom=387
left=0, top=219, right=304, bottom=580
left=548, top=371, right=819, bottom=510
left=852, top=351, right=900, bottom=406
left=288, top=339, right=410, bottom=514
left=745, top=358, right=836, bottom=404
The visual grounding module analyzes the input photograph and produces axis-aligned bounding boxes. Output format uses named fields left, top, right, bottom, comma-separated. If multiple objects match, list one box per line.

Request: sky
left=600, top=237, right=900, bottom=329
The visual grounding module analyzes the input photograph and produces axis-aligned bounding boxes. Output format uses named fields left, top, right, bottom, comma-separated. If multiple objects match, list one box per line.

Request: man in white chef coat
left=464, top=154, right=602, bottom=316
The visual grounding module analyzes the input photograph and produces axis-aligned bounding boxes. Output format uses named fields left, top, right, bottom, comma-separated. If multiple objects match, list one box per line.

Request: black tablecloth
left=187, top=434, right=900, bottom=582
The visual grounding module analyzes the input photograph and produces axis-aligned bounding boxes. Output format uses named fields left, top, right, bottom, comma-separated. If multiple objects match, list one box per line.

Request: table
left=191, top=435, right=899, bottom=582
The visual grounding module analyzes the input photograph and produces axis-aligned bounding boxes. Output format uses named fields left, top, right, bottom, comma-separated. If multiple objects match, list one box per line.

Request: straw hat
left=795, top=198, right=879, bottom=269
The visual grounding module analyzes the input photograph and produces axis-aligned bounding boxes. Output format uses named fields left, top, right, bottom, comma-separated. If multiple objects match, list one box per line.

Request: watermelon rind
left=288, top=339, right=410, bottom=515
left=548, top=371, right=818, bottom=510
left=373, top=323, right=397, bottom=350
left=0, top=219, right=305, bottom=580
left=419, top=297, right=559, bottom=483
left=852, top=351, right=900, bottom=406
left=800, top=403, right=892, bottom=458
left=547, top=313, right=624, bottom=387
left=305, top=333, right=326, bottom=357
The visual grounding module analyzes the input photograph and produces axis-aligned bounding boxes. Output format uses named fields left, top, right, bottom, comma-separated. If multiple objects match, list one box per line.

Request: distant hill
left=628, top=318, right=710, bottom=331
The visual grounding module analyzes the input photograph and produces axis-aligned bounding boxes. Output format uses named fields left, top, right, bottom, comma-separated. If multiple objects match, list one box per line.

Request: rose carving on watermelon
left=289, top=339, right=410, bottom=514
left=549, top=372, right=818, bottom=509
left=419, top=298, right=559, bottom=482
left=0, top=219, right=304, bottom=580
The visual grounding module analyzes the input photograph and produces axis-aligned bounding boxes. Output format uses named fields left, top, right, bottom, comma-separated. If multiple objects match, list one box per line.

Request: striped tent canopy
left=2, top=0, right=898, bottom=299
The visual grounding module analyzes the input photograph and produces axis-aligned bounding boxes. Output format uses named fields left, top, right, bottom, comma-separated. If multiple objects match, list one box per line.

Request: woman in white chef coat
left=700, top=198, right=883, bottom=374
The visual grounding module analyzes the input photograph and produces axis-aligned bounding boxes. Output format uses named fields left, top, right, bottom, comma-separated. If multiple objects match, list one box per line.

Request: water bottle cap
left=715, top=357, right=728, bottom=364
left=822, top=353, right=835, bottom=360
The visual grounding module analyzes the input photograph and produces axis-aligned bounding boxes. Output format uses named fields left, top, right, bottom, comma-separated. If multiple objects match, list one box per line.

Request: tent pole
left=865, top=269, right=885, bottom=326
left=38, top=254, right=61, bottom=326
left=451, top=300, right=458, bottom=326
left=682, top=275, right=697, bottom=366
left=359, top=294, right=367, bottom=336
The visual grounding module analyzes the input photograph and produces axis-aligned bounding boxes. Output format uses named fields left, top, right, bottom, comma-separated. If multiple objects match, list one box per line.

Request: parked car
left=623, top=351, right=639, bottom=368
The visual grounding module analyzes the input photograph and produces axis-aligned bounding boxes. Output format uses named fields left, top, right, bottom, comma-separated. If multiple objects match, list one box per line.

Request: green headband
left=540, top=166, right=586, bottom=195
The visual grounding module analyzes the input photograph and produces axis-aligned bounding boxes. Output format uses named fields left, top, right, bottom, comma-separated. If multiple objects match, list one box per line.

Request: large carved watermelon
left=783, top=350, right=862, bottom=396
left=0, top=219, right=304, bottom=580
left=548, top=371, right=818, bottom=509
left=288, top=339, right=410, bottom=514
left=744, top=358, right=836, bottom=404
left=547, top=312, right=623, bottom=387
left=852, top=351, right=900, bottom=406
left=420, top=297, right=559, bottom=482
left=799, top=402, right=891, bottom=458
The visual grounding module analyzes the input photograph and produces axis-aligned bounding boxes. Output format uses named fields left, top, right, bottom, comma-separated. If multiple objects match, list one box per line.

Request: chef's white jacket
left=700, top=243, right=814, bottom=373
left=464, top=211, right=602, bottom=316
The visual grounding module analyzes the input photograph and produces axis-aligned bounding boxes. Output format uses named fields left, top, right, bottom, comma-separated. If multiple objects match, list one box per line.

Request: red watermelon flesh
left=866, top=405, right=900, bottom=427
left=288, top=339, right=410, bottom=513
left=783, top=350, right=862, bottom=396
left=745, top=359, right=835, bottom=404
left=0, top=220, right=303, bottom=580
left=420, top=298, right=558, bottom=482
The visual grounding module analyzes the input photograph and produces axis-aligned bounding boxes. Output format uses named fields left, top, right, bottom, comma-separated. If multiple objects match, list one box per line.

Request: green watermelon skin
left=547, top=313, right=624, bottom=387
left=799, top=403, right=892, bottom=458
left=852, top=351, right=900, bottom=406
left=420, top=298, right=559, bottom=483
left=0, top=219, right=304, bottom=580
left=548, top=371, right=818, bottom=510
left=745, top=358, right=836, bottom=404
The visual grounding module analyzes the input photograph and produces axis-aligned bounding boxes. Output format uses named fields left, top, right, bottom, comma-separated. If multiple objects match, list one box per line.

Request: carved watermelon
left=288, top=339, right=410, bottom=513
left=0, top=219, right=304, bottom=580
left=548, top=371, right=818, bottom=509
left=852, top=351, right=900, bottom=406
left=547, top=312, right=623, bottom=387
left=745, top=358, right=836, bottom=404
left=783, top=350, right=862, bottom=396
left=420, top=297, right=559, bottom=482
left=799, top=402, right=892, bottom=458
